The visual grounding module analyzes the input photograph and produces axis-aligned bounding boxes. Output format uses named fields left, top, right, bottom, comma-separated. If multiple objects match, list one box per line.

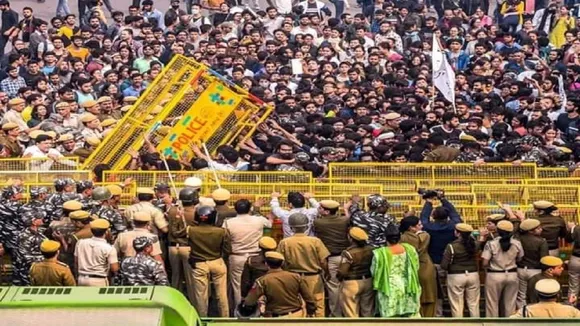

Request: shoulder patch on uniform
left=57, top=261, right=69, bottom=267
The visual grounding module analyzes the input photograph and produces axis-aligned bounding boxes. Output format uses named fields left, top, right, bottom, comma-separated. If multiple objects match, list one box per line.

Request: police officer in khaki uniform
left=533, top=201, right=566, bottom=257
left=312, top=199, right=349, bottom=317
left=241, top=236, right=277, bottom=298
left=526, top=256, right=563, bottom=304
left=125, top=187, right=168, bottom=234
left=0, top=122, right=22, bottom=157
left=478, top=214, right=506, bottom=245
left=212, top=188, right=237, bottom=227
left=337, top=227, right=375, bottom=317
left=482, top=220, right=524, bottom=317
left=516, top=219, right=548, bottom=309
left=114, top=211, right=162, bottom=261
left=278, top=213, right=330, bottom=317
left=74, top=219, right=119, bottom=286
left=240, top=251, right=317, bottom=318
left=511, top=279, right=580, bottom=317
left=62, top=210, right=93, bottom=270
left=176, top=205, right=229, bottom=317
left=73, top=137, right=101, bottom=163
left=565, top=220, right=580, bottom=304
left=29, top=240, right=76, bottom=286
left=168, top=188, right=198, bottom=300
left=440, top=223, right=480, bottom=317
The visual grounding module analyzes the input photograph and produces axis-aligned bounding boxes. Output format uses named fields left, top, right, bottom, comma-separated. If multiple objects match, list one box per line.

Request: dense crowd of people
left=0, top=0, right=579, bottom=175
left=3, top=177, right=580, bottom=319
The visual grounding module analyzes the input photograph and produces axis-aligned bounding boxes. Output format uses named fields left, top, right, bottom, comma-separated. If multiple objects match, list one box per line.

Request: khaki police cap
left=212, top=188, right=231, bottom=201
left=497, top=220, right=514, bottom=232
left=540, top=256, right=563, bottom=267
left=384, top=112, right=401, bottom=120
left=85, top=137, right=101, bottom=146
left=455, top=223, right=474, bottom=232
left=55, top=101, right=70, bottom=109
left=349, top=227, right=368, bottom=241
left=58, top=133, right=74, bottom=142
left=459, top=134, right=476, bottom=142
left=40, top=240, right=61, bottom=253
left=29, top=130, right=45, bottom=140
left=185, top=177, right=202, bottom=188
left=133, top=211, right=152, bottom=222
left=81, top=100, right=98, bottom=108
left=258, top=236, right=277, bottom=250
left=557, top=146, right=572, bottom=154
left=137, top=187, right=155, bottom=195
left=101, top=118, right=117, bottom=128
left=45, top=131, right=57, bottom=139
left=533, top=200, right=555, bottom=209
left=106, top=184, right=123, bottom=196
left=97, top=96, right=112, bottom=103
left=319, top=200, right=340, bottom=210
left=486, top=213, right=505, bottom=222
left=80, top=113, right=98, bottom=123
left=123, top=96, right=138, bottom=103
left=535, top=278, right=561, bottom=296
left=120, top=105, right=133, bottom=112
left=69, top=210, right=91, bottom=220
left=90, top=218, right=110, bottom=230
left=1, top=122, right=18, bottom=131
left=520, top=219, right=541, bottom=231
left=265, top=251, right=285, bottom=261
left=63, top=200, right=83, bottom=211
left=8, top=98, right=25, bottom=106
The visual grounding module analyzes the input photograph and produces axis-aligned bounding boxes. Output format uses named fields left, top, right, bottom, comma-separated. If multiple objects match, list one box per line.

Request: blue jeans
left=57, top=0, right=71, bottom=16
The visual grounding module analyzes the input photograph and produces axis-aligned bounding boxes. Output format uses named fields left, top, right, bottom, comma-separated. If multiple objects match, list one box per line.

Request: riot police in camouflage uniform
left=90, top=187, right=127, bottom=238
left=20, top=187, right=56, bottom=225
left=119, top=237, right=168, bottom=286
left=47, top=179, right=78, bottom=221
left=76, top=180, right=96, bottom=211
left=13, top=212, right=47, bottom=285
left=348, top=194, right=396, bottom=248
left=0, top=185, right=25, bottom=255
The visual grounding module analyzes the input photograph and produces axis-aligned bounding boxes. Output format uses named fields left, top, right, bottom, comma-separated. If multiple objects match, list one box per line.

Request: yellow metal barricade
left=538, top=167, right=572, bottom=178
left=328, top=163, right=537, bottom=181
left=525, top=178, right=580, bottom=185
left=0, top=157, right=79, bottom=171
left=0, top=170, right=91, bottom=184
left=417, top=179, right=525, bottom=193
left=471, top=184, right=580, bottom=205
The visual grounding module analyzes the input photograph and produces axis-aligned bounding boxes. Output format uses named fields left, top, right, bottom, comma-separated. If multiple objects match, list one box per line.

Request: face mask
left=171, top=4, right=179, bottom=9
left=192, top=9, right=199, bottom=14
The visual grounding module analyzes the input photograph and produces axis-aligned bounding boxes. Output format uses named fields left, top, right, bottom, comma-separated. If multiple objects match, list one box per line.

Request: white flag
left=558, top=75, right=567, bottom=110
left=432, top=35, right=456, bottom=104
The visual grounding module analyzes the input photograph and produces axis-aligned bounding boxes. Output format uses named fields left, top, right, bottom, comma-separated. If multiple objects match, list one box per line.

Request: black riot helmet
left=195, top=205, right=217, bottom=225
left=179, top=188, right=199, bottom=206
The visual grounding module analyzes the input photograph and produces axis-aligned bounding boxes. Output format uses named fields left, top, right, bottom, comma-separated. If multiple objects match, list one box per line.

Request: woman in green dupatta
left=371, top=223, right=421, bottom=317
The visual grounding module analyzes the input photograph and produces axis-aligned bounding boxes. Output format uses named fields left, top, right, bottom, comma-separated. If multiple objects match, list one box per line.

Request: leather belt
left=231, top=252, right=260, bottom=256
left=487, top=268, right=517, bottom=273
left=271, top=307, right=302, bottom=317
left=343, top=274, right=372, bottom=280
left=448, top=270, right=478, bottom=275
left=298, top=271, right=320, bottom=276
left=80, top=274, right=107, bottom=278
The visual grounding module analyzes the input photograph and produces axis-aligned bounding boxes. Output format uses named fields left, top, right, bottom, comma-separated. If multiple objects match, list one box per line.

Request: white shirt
left=23, top=146, right=63, bottom=159
left=75, top=237, right=118, bottom=277
left=270, top=197, right=320, bottom=238
left=223, top=214, right=272, bottom=254
left=291, top=26, right=318, bottom=37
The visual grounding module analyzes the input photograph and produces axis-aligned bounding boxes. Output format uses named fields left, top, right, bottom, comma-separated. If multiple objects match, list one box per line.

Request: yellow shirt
left=22, top=105, right=32, bottom=123
left=66, top=45, right=90, bottom=62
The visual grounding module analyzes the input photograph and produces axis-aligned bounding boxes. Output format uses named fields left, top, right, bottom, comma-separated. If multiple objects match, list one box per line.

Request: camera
left=418, top=188, right=444, bottom=199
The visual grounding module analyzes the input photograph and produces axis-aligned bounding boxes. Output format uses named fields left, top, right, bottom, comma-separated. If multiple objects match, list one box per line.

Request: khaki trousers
left=78, top=276, right=108, bottom=287
left=446, top=272, right=480, bottom=317
left=301, top=274, right=325, bottom=317
left=339, top=278, right=375, bottom=317
left=568, top=256, right=580, bottom=301
left=434, top=264, right=447, bottom=317
left=325, top=255, right=342, bottom=317
left=485, top=272, right=518, bottom=317
left=191, top=258, right=229, bottom=317
left=176, top=246, right=196, bottom=304
left=168, top=246, right=185, bottom=290
left=228, top=253, right=254, bottom=309
left=516, top=267, right=541, bottom=309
